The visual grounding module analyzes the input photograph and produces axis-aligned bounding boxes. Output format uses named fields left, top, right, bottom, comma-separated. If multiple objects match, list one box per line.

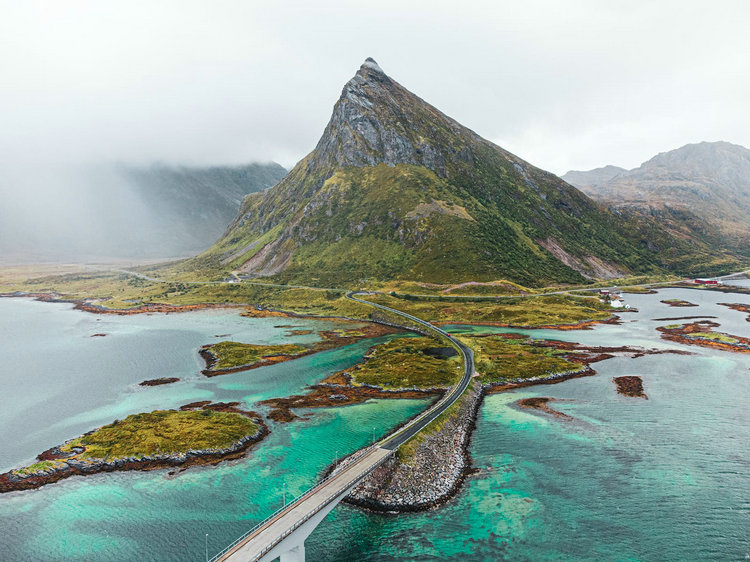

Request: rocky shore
left=346, top=380, right=483, bottom=512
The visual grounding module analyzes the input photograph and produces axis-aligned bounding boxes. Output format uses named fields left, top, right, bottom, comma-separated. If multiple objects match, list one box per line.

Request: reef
left=260, top=384, right=441, bottom=423
left=613, top=376, right=648, bottom=398
left=652, top=315, right=717, bottom=322
left=139, top=377, right=179, bottom=386
left=660, top=299, right=698, bottom=307
left=515, top=396, right=573, bottom=419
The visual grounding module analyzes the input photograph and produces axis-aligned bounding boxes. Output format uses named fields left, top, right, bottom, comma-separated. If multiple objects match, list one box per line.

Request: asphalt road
left=346, top=292, right=475, bottom=451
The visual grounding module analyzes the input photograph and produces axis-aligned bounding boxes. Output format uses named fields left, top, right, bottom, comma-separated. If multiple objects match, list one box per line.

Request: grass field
left=204, top=341, right=308, bottom=371
left=340, top=336, right=462, bottom=390
left=64, top=409, right=259, bottom=459
left=461, top=334, right=584, bottom=383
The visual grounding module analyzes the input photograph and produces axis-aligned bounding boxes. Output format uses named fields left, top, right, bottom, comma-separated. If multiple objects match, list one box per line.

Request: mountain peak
left=361, top=57, right=384, bottom=74
left=203, top=61, right=727, bottom=286
left=316, top=58, right=482, bottom=177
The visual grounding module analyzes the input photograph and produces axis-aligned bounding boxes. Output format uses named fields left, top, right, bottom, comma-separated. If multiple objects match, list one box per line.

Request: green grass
left=620, top=286, right=656, bottom=294
left=205, top=341, right=308, bottom=371
left=12, top=460, right=60, bottom=477
left=341, top=336, right=462, bottom=389
left=461, top=335, right=583, bottom=383
left=0, top=267, right=372, bottom=319
left=396, top=379, right=479, bottom=464
left=364, top=293, right=613, bottom=327
left=60, top=410, right=259, bottom=460
left=688, top=332, right=739, bottom=344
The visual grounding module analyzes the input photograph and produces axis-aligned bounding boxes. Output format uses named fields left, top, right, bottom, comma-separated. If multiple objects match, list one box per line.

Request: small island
left=660, top=299, right=698, bottom=307
left=658, top=321, right=750, bottom=353
left=515, top=397, right=572, bottom=419
left=200, top=341, right=309, bottom=376
left=613, top=376, right=648, bottom=398
left=340, top=336, right=462, bottom=390
left=139, top=377, right=180, bottom=386
left=0, top=408, right=268, bottom=493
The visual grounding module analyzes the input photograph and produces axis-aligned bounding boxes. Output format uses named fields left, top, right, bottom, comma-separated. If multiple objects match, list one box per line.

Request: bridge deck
left=217, top=447, right=392, bottom=561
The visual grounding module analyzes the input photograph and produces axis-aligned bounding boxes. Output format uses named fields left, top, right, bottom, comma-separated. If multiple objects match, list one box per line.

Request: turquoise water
left=1, top=288, right=749, bottom=560
left=305, top=288, right=750, bottom=560
left=0, top=299, right=428, bottom=560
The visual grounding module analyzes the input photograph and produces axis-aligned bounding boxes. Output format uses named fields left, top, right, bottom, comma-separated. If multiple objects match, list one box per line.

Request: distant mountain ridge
left=121, top=162, right=287, bottom=255
left=0, top=161, right=286, bottom=262
left=190, top=59, right=737, bottom=286
left=563, top=141, right=750, bottom=253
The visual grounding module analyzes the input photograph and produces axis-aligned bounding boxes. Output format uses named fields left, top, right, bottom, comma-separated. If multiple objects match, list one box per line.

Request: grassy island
left=339, top=336, right=462, bottom=389
left=67, top=409, right=259, bottom=459
left=201, top=341, right=308, bottom=374
left=462, top=334, right=585, bottom=383
left=657, top=320, right=750, bottom=352
left=1, top=408, right=266, bottom=493
left=660, top=298, right=697, bottom=307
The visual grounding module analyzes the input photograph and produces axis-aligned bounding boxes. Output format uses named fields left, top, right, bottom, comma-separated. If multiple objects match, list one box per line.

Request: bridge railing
left=208, top=444, right=386, bottom=562
left=249, top=448, right=395, bottom=561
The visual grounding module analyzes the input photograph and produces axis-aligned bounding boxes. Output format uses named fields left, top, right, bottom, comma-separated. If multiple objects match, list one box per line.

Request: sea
left=0, top=284, right=748, bottom=561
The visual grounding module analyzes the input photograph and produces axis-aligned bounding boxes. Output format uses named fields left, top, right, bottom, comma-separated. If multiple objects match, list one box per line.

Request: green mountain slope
left=192, top=59, right=738, bottom=286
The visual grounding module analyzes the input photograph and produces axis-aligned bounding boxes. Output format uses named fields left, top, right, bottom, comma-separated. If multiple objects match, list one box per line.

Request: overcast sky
left=2, top=0, right=749, bottom=178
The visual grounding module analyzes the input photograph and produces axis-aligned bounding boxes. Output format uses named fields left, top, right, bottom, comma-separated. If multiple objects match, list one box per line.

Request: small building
left=694, top=278, right=721, bottom=285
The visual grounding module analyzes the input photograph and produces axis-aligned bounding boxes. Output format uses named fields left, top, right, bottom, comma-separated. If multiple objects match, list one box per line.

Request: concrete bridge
left=208, top=293, right=475, bottom=562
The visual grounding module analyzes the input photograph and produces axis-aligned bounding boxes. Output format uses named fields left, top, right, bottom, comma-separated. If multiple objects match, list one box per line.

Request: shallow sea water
left=1, top=288, right=749, bottom=560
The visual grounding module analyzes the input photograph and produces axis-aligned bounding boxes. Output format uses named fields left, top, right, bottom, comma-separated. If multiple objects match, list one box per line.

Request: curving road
left=345, top=292, right=475, bottom=450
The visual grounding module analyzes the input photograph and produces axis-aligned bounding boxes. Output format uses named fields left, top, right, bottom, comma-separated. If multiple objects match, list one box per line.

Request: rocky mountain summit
left=193, top=59, right=736, bottom=286
left=564, top=141, right=750, bottom=253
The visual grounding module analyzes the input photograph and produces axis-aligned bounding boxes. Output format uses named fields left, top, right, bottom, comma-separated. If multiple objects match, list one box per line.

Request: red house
left=694, top=278, right=720, bottom=285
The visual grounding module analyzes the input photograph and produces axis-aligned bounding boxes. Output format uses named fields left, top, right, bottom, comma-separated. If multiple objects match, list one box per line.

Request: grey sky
left=2, top=0, right=749, bottom=178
